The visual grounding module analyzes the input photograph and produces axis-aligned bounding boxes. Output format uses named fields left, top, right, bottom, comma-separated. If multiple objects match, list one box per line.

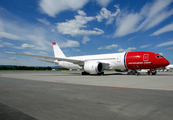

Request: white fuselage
left=60, top=52, right=126, bottom=70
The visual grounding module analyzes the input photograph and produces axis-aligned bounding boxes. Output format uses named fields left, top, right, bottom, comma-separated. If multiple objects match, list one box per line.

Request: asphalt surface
left=0, top=71, right=173, bottom=120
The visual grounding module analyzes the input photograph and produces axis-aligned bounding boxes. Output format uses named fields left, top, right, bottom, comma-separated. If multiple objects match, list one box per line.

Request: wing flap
left=37, top=59, right=57, bottom=64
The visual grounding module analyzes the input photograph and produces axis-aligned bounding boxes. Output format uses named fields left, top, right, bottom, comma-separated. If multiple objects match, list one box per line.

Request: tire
left=81, top=72, right=90, bottom=75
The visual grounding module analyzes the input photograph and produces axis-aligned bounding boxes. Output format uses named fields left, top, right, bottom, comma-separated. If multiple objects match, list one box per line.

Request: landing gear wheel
left=127, top=71, right=135, bottom=75
left=81, top=71, right=90, bottom=75
left=152, top=71, right=157, bottom=75
left=97, top=72, right=104, bottom=75
left=147, top=71, right=150, bottom=75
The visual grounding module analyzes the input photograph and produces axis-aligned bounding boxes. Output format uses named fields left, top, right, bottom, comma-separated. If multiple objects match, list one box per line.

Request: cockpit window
left=156, top=55, right=164, bottom=58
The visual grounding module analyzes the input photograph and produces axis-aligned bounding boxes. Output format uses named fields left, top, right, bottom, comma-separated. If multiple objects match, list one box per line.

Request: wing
left=6, top=52, right=84, bottom=64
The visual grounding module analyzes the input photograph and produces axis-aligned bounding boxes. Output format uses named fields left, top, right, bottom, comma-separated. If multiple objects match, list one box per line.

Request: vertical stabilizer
left=52, top=42, right=66, bottom=58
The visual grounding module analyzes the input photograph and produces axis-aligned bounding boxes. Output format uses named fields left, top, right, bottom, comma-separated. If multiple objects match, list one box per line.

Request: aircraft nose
left=164, top=59, right=170, bottom=66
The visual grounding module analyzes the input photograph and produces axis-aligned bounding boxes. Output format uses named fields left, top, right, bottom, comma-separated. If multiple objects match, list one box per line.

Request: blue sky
left=0, top=0, right=173, bottom=66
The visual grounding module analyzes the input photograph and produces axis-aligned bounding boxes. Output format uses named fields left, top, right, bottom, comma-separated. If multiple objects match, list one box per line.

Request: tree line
left=0, top=66, right=52, bottom=70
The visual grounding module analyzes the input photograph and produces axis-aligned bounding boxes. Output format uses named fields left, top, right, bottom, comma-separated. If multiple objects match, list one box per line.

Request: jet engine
left=84, top=61, right=103, bottom=74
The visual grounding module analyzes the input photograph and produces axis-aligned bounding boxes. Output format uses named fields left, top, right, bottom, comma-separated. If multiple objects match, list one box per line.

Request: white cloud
left=147, top=0, right=172, bottom=17
left=59, top=40, right=79, bottom=48
left=57, top=13, right=104, bottom=36
left=106, top=17, right=114, bottom=25
left=0, top=7, right=85, bottom=57
left=96, top=5, right=120, bottom=24
left=98, top=44, right=118, bottom=50
left=127, top=36, right=136, bottom=41
left=82, top=36, right=90, bottom=44
left=57, top=5, right=120, bottom=36
left=97, top=44, right=136, bottom=52
left=159, top=52, right=163, bottom=56
left=24, top=51, right=48, bottom=56
left=77, top=10, right=86, bottom=16
left=117, top=48, right=124, bottom=52
left=0, top=41, right=3, bottom=47
left=0, top=9, right=58, bottom=51
left=118, top=47, right=136, bottom=52
left=73, top=48, right=81, bottom=52
left=140, top=44, right=151, bottom=48
left=144, top=9, right=173, bottom=30
left=137, top=0, right=173, bottom=31
left=167, top=47, right=173, bottom=49
left=39, top=0, right=89, bottom=17
left=2, top=42, right=14, bottom=46
left=26, top=33, right=52, bottom=51
left=0, top=53, right=53, bottom=66
left=0, top=41, right=14, bottom=48
left=0, top=41, right=36, bottom=50
left=156, top=41, right=173, bottom=47
left=0, top=31, right=21, bottom=40
left=95, top=0, right=112, bottom=7
left=0, top=19, right=21, bottom=40
left=0, top=41, right=25, bottom=50
left=114, top=0, right=173, bottom=37
left=51, top=29, right=55, bottom=32
left=96, top=8, right=111, bottom=22
left=37, top=18, right=50, bottom=25
left=9, top=57, right=18, bottom=60
left=151, top=23, right=173, bottom=36
left=114, top=13, right=141, bottom=37
left=21, top=43, right=35, bottom=49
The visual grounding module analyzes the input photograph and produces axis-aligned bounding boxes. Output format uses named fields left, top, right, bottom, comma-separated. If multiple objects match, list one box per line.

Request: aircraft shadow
left=34, top=71, right=173, bottom=77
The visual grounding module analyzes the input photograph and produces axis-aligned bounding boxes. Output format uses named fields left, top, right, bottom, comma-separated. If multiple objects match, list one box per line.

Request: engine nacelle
left=84, top=61, right=103, bottom=74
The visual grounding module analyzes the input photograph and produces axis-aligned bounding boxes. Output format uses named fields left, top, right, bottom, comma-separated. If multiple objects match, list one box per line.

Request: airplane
left=6, top=42, right=170, bottom=75
left=156, top=64, right=173, bottom=72
left=160, top=64, right=173, bottom=72
left=165, top=64, right=173, bottom=71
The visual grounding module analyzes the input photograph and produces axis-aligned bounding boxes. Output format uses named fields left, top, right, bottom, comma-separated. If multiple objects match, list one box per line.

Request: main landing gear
left=147, top=70, right=157, bottom=75
left=127, top=69, right=157, bottom=76
left=97, top=72, right=104, bottom=75
left=81, top=71, right=90, bottom=75
left=81, top=71, right=104, bottom=75
left=127, top=70, right=137, bottom=75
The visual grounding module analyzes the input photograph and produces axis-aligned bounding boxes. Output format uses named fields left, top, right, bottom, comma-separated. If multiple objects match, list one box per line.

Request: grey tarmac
left=0, top=71, right=173, bottom=120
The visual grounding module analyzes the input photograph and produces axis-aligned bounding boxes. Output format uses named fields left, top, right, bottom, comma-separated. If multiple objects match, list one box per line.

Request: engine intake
left=84, top=61, right=103, bottom=74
